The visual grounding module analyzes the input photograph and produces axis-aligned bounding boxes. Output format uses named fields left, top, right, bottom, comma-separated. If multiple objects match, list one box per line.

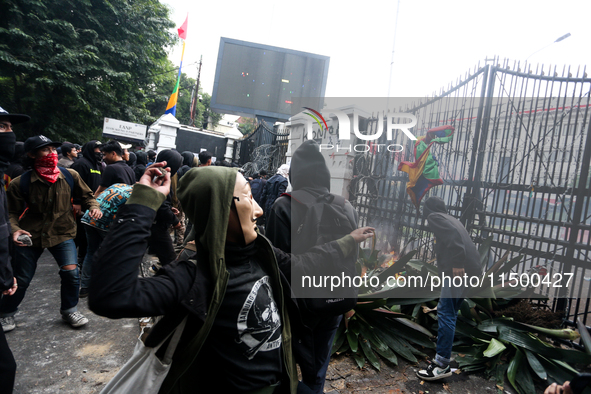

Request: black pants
left=74, top=215, right=87, bottom=266
left=0, top=320, right=16, bottom=393
left=148, top=225, right=177, bottom=265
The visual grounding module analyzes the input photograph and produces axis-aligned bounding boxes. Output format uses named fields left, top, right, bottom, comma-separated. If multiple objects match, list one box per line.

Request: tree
left=237, top=117, right=256, bottom=135
left=0, top=0, right=176, bottom=143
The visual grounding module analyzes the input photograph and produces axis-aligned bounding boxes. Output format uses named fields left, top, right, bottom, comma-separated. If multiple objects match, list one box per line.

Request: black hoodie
left=266, top=140, right=357, bottom=252
left=133, top=151, right=147, bottom=182
left=71, top=140, right=103, bottom=197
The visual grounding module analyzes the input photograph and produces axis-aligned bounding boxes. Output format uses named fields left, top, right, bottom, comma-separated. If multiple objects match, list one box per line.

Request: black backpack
left=287, top=189, right=358, bottom=316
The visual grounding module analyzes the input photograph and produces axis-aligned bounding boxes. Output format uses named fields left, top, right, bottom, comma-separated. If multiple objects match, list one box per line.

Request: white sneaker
left=0, top=316, right=15, bottom=332
left=62, top=311, right=88, bottom=328
left=416, top=360, right=452, bottom=381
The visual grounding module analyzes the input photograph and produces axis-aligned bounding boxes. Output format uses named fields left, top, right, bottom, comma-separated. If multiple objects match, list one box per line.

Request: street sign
left=102, top=118, right=147, bottom=143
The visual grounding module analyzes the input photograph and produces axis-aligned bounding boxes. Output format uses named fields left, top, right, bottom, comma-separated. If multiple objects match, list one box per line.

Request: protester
left=4, top=141, right=25, bottom=188
left=133, top=151, right=148, bottom=182
left=89, top=164, right=374, bottom=393
left=120, top=143, right=132, bottom=163
left=266, top=140, right=359, bottom=393
left=126, top=151, right=136, bottom=168
left=0, top=135, right=102, bottom=331
left=94, top=140, right=135, bottom=197
left=71, top=141, right=103, bottom=193
left=249, top=172, right=267, bottom=205
left=177, top=151, right=195, bottom=179
left=0, top=107, right=27, bottom=393
left=198, top=150, right=212, bottom=167
left=71, top=140, right=103, bottom=268
left=260, top=164, right=289, bottom=226
left=78, top=183, right=132, bottom=298
left=57, top=143, right=77, bottom=168
left=146, top=150, right=156, bottom=166
left=416, top=196, right=481, bottom=381
left=147, top=150, right=182, bottom=266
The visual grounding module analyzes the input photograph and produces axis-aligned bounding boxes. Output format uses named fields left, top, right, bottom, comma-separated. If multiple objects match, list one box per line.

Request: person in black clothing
left=133, top=151, right=148, bottom=182
left=88, top=163, right=374, bottom=393
left=259, top=164, right=289, bottom=227
left=198, top=150, right=212, bottom=167
left=71, top=141, right=103, bottom=194
left=148, top=149, right=182, bottom=266
left=71, top=140, right=104, bottom=267
left=147, top=150, right=156, bottom=166
left=0, top=106, right=27, bottom=394
left=95, top=140, right=135, bottom=197
left=249, top=172, right=267, bottom=205
left=266, top=141, right=358, bottom=393
left=177, top=151, right=195, bottom=179
left=4, top=141, right=25, bottom=187
left=126, top=152, right=136, bottom=169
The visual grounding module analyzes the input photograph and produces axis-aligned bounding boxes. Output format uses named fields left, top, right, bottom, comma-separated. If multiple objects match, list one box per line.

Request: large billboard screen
left=210, top=37, right=329, bottom=121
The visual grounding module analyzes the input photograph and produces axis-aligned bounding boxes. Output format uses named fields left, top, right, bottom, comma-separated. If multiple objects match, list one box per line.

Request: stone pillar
left=224, top=126, right=243, bottom=162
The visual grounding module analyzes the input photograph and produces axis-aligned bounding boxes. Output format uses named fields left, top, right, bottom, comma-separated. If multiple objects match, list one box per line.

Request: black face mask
left=94, top=152, right=103, bottom=162
left=0, top=132, right=16, bottom=166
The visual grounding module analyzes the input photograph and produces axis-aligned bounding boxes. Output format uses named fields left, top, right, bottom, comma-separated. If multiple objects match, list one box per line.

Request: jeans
left=435, top=283, right=465, bottom=367
left=0, top=238, right=79, bottom=317
left=80, top=226, right=106, bottom=289
left=300, top=315, right=342, bottom=394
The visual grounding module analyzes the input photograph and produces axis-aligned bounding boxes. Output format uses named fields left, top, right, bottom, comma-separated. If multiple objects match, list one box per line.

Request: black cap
left=23, top=135, right=62, bottom=153
left=0, top=106, right=30, bottom=125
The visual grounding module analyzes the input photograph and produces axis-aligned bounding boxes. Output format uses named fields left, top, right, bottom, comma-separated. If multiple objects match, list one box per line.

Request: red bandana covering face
left=34, top=152, right=60, bottom=183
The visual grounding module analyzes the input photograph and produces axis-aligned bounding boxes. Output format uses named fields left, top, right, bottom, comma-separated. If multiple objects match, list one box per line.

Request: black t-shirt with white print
left=196, top=242, right=282, bottom=392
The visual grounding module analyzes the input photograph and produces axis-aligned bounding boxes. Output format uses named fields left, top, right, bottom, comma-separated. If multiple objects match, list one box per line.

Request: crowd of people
left=0, top=106, right=580, bottom=394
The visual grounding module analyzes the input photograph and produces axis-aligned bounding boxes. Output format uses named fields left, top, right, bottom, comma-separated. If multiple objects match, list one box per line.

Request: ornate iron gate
left=351, top=61, right=591, bottom=327
left=232, top=122, right=289, bottom=176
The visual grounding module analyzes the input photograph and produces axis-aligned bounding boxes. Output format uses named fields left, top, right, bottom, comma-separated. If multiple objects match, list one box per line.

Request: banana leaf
left=507, top=347, right=524, bottom=393
left=483, top=338, right=506, bottom=358
left=332, top=324, right=346, bottom=355
left=515, top=359, right=536, bottom=394
left=347, top=329, right=359, bottom=353
left=359, top=337, right=381, bottom=370
left=479, top=318, right=580, bottom=340
left=524, top=349, right=547, bottom=381
left=374, top=345, right=398, bottom=365
left=498, top=326, right=591, bottom=365
left=353, top=351, right=366, bottom=369
left=369, top=323, right=418, bottom=362
left=366, top=313, right=435, bottom=349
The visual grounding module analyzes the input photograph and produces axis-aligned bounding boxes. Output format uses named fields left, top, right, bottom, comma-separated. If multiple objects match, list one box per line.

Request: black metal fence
left=232, top=122, right=290, bottom=176
left=350, top=61, right=591, bottom=327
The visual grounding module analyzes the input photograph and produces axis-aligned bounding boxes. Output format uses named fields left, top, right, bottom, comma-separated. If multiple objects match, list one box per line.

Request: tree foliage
left=0, top=0, right=176, bottom=142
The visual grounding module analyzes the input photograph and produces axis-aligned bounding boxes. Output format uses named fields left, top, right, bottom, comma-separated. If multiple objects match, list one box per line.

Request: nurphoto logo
left=300, top=107, right=418, bottom=153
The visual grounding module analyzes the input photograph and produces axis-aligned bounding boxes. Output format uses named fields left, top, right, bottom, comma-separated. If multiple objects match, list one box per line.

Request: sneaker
left=416, top=360, right=452, bottom=381
left=62, top=311, right=88, bottom=328
left=79, top=288, right=89, bottom=298
left=1, top=316, right=15, bottom=332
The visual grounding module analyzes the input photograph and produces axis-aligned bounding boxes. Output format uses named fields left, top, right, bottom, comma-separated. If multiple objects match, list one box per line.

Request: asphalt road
left=5, top=250, right=138, bottom=394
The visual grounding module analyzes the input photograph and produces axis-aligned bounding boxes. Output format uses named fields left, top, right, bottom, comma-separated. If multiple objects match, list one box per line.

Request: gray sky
left=162, top=0, right=590, bottom=101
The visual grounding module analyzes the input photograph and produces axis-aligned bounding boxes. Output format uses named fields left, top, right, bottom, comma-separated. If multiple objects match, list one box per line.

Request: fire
left=381, top=250, right=399, bottom=268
